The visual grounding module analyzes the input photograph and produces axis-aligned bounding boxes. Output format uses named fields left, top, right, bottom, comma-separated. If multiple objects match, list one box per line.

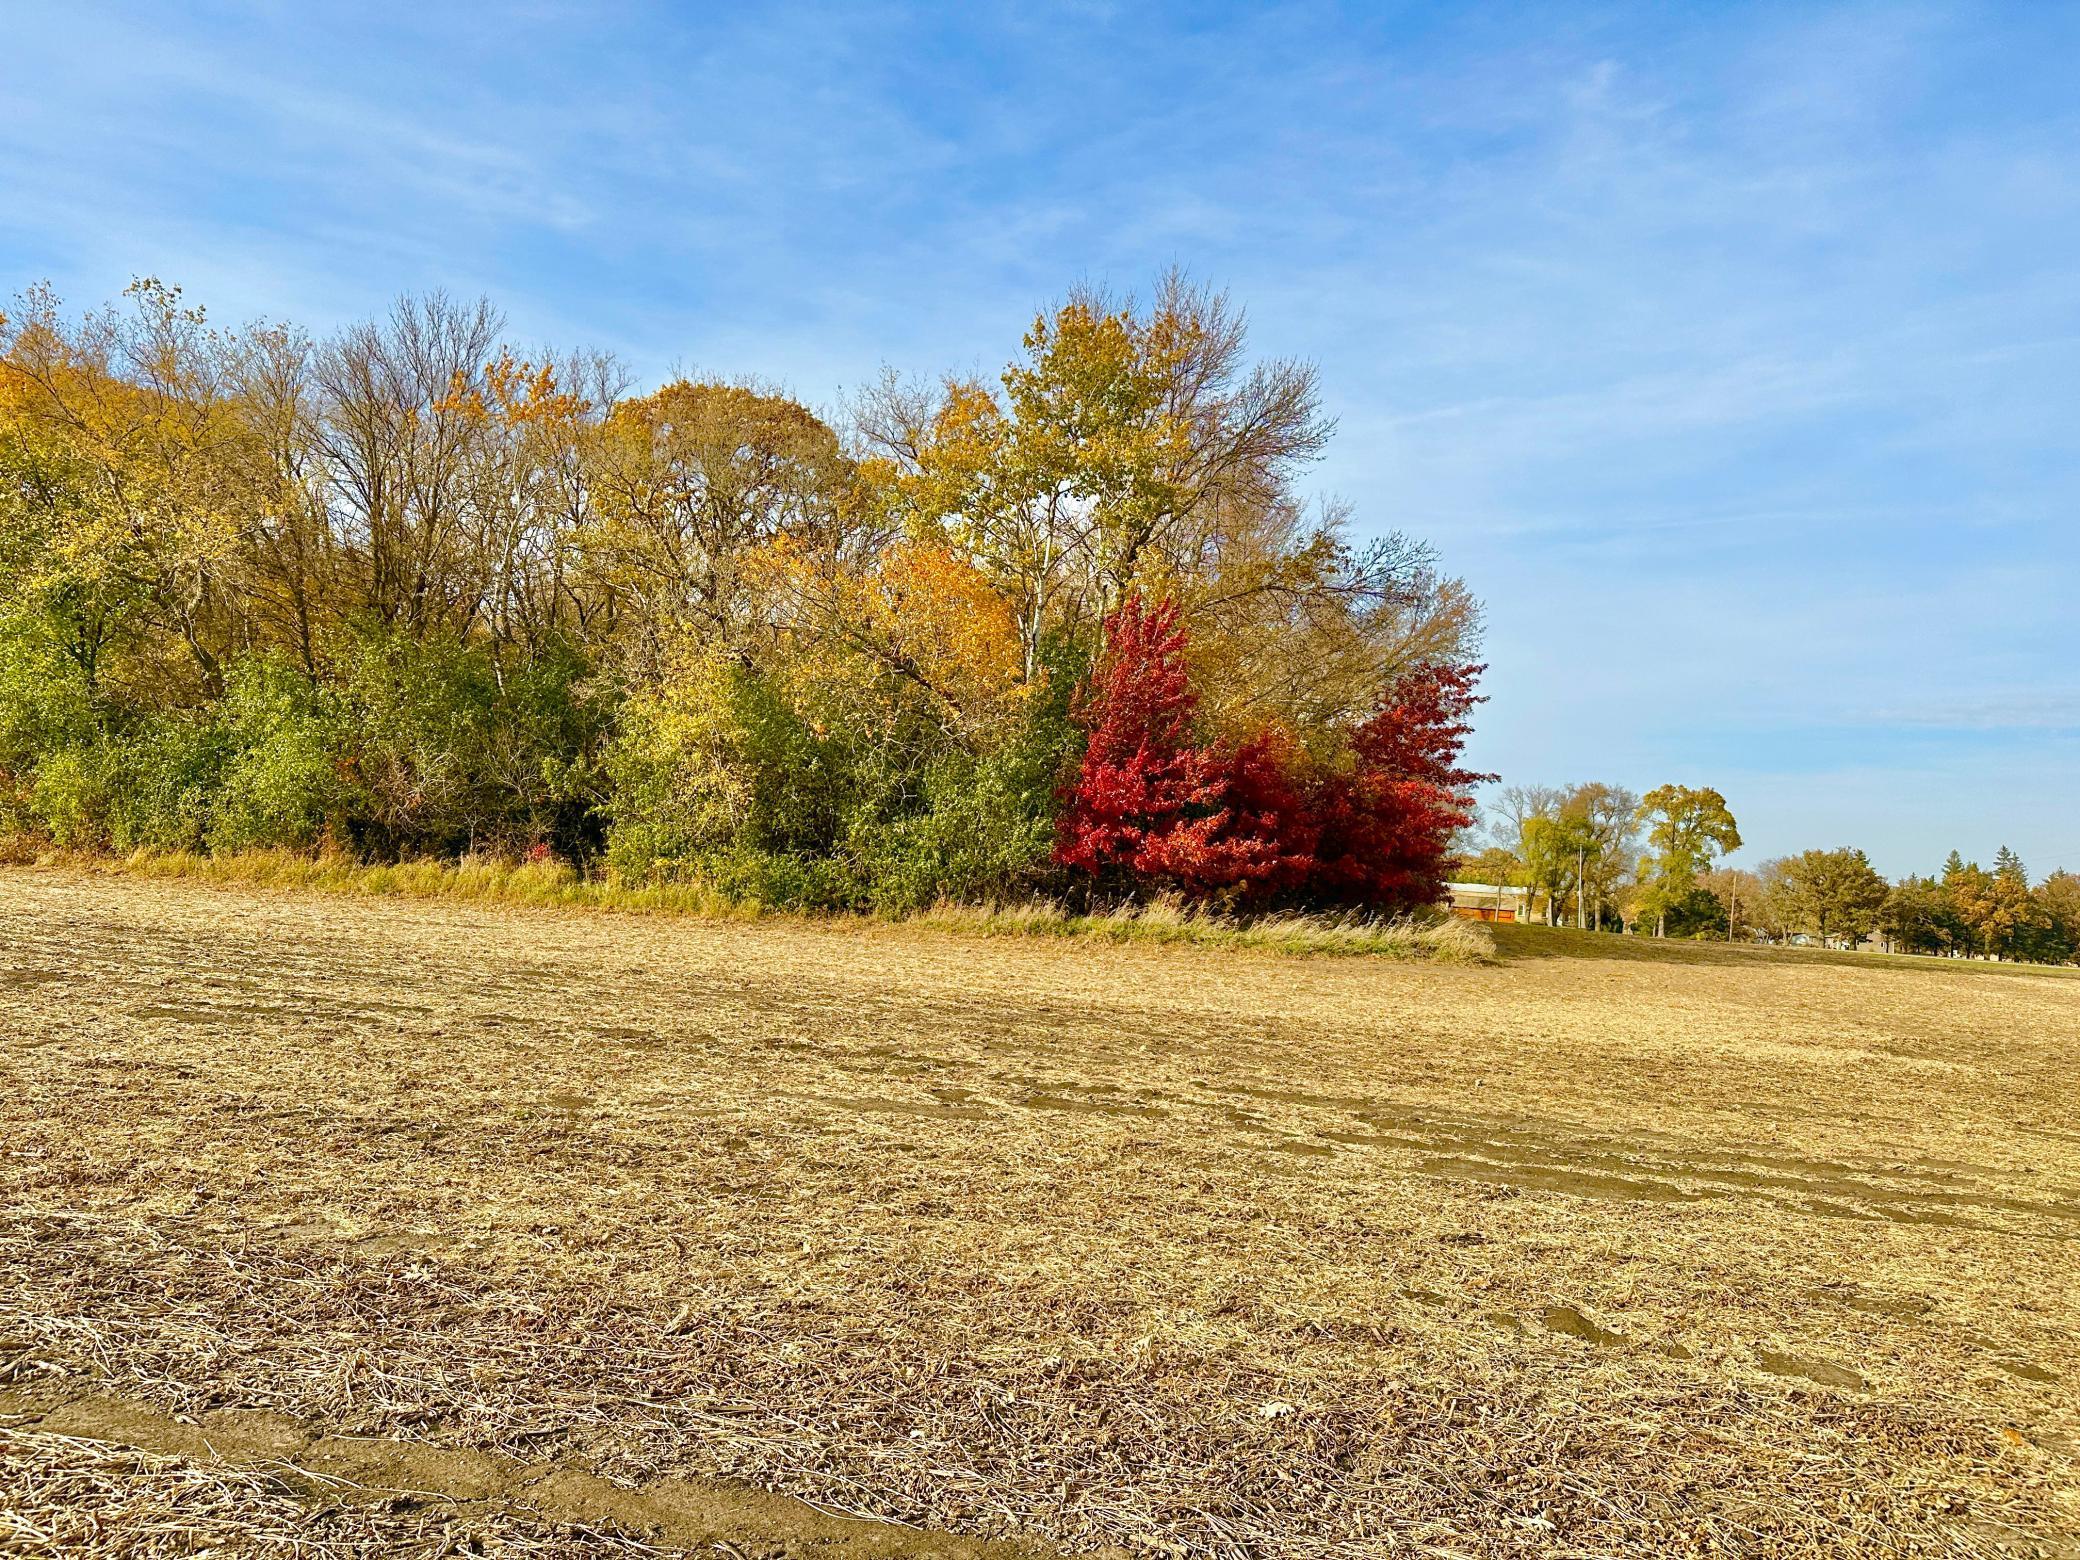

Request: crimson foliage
left=1049, top=596, right=1222, bottom=881
left=1305, top=661, right=1489, bottom=909
left=1054, top=595, right=1487, bottom=912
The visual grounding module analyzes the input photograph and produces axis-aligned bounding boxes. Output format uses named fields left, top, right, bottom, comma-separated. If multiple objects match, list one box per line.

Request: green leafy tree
left=1487, top=784, right=1565, bottom=921
left=1518, top=814, right=1575, bottom=926
left=1559, top=781, right=1639, bottom=930
left=1635, top=784, right=1741, bottom=937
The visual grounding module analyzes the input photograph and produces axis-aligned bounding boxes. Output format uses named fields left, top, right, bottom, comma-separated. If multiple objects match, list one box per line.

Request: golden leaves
left=866, top=540, right=1024, bottom=723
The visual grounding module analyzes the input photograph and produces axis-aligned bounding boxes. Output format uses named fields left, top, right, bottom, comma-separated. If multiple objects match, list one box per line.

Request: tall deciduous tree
left=1558, top=781, right=1640, bottom=930
left=1772, top=847, right=1889, bottom=947
left=855, top=274, right=1476, bottom=718
left=0, top=280, right=253, bottom=698
left=1516, top=814, right=1574, bottom=926
left=1489, top=784, right=1566, bottom=922
left=584, top=381, right=854, bottom=672
left=1635, top=784, right=1741, bottom=937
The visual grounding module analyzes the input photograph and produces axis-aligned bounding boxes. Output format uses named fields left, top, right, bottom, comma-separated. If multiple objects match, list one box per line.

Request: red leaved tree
left=1178, top=727, right=1320, bottom=903
left=1054, top=594, right=1314, bottom=898
left=1052, top=595, right=1223, bottom=886
left=1058, top=595, right=1487, bottom=914
left=1307, top=662, right=1491, bottom=911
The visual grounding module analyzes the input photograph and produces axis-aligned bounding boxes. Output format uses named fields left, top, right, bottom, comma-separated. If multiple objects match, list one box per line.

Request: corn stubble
left=1, top=868, right=2074, bottom=1557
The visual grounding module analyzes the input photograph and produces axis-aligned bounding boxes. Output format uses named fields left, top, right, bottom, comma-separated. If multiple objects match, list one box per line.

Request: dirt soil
left=1, top=866, right=2076, bottom=1557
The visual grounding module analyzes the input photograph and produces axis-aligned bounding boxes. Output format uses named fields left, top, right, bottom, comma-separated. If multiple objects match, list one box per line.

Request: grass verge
left=1490, top=918, right=2080, bottom=978
left=6, top=844, right=1496, bottom=964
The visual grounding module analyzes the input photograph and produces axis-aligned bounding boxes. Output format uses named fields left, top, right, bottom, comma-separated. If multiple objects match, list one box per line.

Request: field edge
left=0, top=846, right=1498, bottom=964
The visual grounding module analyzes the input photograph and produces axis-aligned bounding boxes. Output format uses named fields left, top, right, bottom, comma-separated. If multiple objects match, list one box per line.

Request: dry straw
left=35, top=846, right=1498, bottom=963
left=1, top=866, right=2072, bottom=1557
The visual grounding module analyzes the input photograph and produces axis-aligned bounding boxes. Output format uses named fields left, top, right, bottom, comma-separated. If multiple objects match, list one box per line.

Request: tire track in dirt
left=809, top=1071, right=2080, bottom=1236
left=1, top=1384, right=1078, bottom=1559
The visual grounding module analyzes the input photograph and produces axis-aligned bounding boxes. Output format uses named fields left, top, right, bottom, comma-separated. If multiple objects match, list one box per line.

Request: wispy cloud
left=2, top=0, right=2075, bottom=872
left=1859, top=697, right=2080, bottom=735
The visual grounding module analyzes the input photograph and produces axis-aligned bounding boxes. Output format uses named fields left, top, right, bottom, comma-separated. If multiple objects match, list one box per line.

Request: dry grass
left=1, top=866, right=2075, bottom=1557
left=24, top=846, right=1495, bottom=964
left=913, top=895, right=1491, bottom=960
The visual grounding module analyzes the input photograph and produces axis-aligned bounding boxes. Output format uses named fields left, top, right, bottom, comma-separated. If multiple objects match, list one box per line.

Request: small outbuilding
left=1442, top=882, right=1531, bottom=922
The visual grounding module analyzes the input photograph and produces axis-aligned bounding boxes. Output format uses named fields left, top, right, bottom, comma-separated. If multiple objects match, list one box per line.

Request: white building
left=1442, top=882, right=1532, bottom=923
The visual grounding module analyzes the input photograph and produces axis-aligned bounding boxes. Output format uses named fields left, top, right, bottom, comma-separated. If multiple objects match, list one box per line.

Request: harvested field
left=1, top=867, right=2075, bottom=1557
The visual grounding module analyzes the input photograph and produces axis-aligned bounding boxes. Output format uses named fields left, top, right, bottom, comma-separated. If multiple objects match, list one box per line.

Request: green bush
left=329, top=628, right=609, bottom=858
left=482, top=638, right=613, bottom=857
left=26, top=745, right=116, bottom=847
left=606, top=632, right=1085, bottom=913
left=207, top=656, right=352, bottom=852
left=103, top=712, right=233, bottom=851
left=0, top=619, right=612, bottom=863
left=0, top=616, right=101, bottom=836
left=844, top=722, right=1074, bottom=914
left=604, top=654, right=852, bottom=881
left=693, top=845, right=865, bottom=911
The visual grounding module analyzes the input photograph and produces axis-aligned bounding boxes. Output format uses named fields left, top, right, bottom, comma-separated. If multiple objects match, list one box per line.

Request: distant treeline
left=1465, top=782, right=2076, bottom=963
left=1725, top=848, right=2079, bottom=964
left=0, top=275, right=1483, bottom=914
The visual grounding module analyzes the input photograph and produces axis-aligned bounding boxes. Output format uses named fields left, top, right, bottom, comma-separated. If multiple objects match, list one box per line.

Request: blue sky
left=4, top=1, right=2074, bottom=875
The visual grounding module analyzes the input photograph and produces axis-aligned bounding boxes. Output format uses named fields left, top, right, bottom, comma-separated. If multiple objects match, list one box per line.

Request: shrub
left=846, top=749, right=1055, bottom=914
left=102, top=712, right=232, bottom=851
left=328, top=628, right=610, bottom=859
left=842, top=638, right=1083, bottom=914
left=604, top=651, right=849, bottom=881
left=207, top=656, right=353, bottom=852
left=26, top=745, right=115, bottom=847
left=0, top=615, right=99, bottom=837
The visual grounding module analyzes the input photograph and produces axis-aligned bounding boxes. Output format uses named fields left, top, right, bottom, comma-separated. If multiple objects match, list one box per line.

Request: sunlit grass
left=22, top=846, right=1495, bottom=963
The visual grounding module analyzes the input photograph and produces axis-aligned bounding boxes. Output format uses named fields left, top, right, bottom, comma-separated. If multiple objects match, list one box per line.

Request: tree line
left=0, top=274, right=1484, bottom=914
left=1464, top=785, right=2077, bottom=963
left=1717, top=848, right=2079, bottom=963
